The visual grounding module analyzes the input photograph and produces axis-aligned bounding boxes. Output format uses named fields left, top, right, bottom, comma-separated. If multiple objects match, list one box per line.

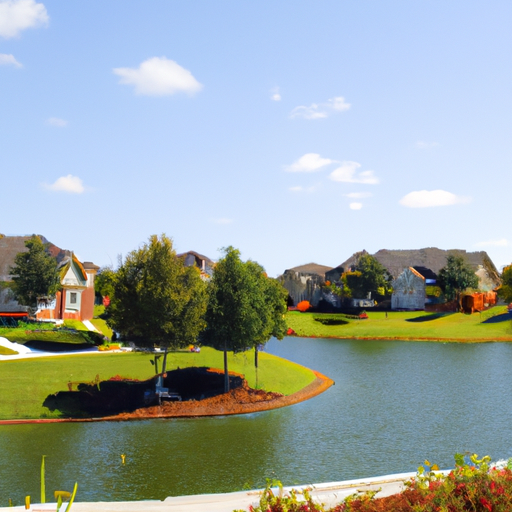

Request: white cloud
left=210, top=218, right=233, bottom=225
left=43, top=175, right=85, bottom=194
left=0, top=53, right=22, bottom=67
left=345, top=192, right=372, bottom=199
left=415, top=141, right=439, bottom=149
left=0, top=0, right=48, bottom=39
left=349, top=202, right=363, bottom=210
left=290, top=96, right=350, bottom=120
left=289, top=184, right=320, bottom=194
left=474, top=238, right=509, bottom=248
left=46, top=117, right=67, bottom=127
left=113, top=57, right=203, bottom=97
left=329, top=161, right=379, bottom=184
left=271, top=87, right=281, bottom=101
left=285, top=153, right=333, bottom=173
left=399, top=189, right=471, bottom=208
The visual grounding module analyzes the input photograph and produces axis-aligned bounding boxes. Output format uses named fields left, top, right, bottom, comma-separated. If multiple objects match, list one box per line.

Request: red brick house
left=0, top=234, right=98, bottom=321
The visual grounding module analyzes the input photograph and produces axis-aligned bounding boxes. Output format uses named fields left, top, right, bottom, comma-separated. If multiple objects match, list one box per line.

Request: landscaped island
left=286, top=306, right=512, bottom=342
left=0, top=346, right=332, bottom=422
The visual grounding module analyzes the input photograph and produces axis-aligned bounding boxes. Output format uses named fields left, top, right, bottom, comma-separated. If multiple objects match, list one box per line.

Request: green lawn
left=0, top=347, right=316, bottom=420
left=286, top=306, right=512, bottom=341
left=90, top=304, right=113, bottom=339
left=0, top=326, right=93, bottom=345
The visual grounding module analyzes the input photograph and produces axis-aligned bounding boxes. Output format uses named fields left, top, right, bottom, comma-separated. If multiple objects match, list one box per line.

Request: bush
left=313, top=315, right=349, bottom=326
left=296, top=301, right=311, bottom=312
left=236, top=454, right=512, bottom=512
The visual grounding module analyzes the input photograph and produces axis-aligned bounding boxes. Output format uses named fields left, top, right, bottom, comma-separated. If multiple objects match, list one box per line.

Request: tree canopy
left=342, top=254, right=391, bottom=300
left=95, top=266, right=116, bottom=298
left=202, top=246, right=288, bottom=391
left=438, top=255, right=479, bottom=302
left=108, top=234, right=207, bottom=348
left=9, top=235, right=61, bottom=311
left=497, top=265, right=512, bottom=304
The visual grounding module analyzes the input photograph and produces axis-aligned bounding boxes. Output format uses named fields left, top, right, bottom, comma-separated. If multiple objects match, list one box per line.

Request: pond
left=2, top=337, right=512, bottom=505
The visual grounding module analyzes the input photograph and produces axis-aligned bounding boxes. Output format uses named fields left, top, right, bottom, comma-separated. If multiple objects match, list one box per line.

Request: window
left=65, top=290, right=81, bottom=311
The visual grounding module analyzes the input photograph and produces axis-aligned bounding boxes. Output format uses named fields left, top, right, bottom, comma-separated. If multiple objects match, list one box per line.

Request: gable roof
left=284, top=262, right=333, bottom=278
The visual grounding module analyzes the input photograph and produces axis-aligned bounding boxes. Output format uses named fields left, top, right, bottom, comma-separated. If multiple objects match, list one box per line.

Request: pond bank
left=0, top=471, right=419, bottom=511
left=0, top=371, right=333, bottom=425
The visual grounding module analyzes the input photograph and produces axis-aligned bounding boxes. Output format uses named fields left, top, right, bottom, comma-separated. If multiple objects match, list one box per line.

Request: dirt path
left=0, top=372, right=334, bottom=425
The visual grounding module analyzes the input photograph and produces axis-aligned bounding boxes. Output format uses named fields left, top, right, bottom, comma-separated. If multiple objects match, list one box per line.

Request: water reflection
left=2, top=337, right=512, bottom=504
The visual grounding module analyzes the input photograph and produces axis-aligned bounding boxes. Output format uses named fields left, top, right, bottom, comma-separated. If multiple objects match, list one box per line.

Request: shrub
left=313, top=315, right=349, bottom=326
left=296, top=301, right=311, bottom=312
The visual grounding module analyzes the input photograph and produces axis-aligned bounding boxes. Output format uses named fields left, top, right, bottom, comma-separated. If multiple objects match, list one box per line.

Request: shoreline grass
left=286, top=306, right=512, bottom=342
left=0, top=347, right=316, bottom=420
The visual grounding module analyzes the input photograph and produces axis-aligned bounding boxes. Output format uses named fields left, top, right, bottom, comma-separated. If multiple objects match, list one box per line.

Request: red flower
left=480, top=497, right=492, bottom=511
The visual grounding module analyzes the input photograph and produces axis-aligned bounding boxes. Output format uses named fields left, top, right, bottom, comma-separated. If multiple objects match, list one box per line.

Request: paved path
left=0, top=472, right=425, bottom=511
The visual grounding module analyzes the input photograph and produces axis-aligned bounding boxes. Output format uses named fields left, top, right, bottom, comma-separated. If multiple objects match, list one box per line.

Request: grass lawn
left=286, top=306, right=512, bottom=341
left=0, top=347, right=316, bottom=420
left=89, top=305, right=113, bottom=339
left=0, top=325, right=94, bottom=345
left=0, top=346, right=17, bottom=355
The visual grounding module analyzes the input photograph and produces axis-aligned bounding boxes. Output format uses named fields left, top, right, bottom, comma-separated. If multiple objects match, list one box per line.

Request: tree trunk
left=162, top=347, right=168, bottom=377
left=254, top=346, right=259, bottom=390
left=223, top=341, right=229, bottom=393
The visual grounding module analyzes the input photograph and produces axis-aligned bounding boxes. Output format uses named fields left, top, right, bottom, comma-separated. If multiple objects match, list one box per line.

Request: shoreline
left=288, top=334, right=512, bottom=343
left=0, top=371, right=334, bottom=425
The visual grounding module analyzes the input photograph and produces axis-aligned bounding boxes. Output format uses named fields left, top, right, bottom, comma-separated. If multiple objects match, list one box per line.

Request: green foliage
left=438, top=255, right=479, bottom=301
left=202, top=247, right=288, bottom=390
left=498, top=264, right=512, bottom=304
left=20, top=456, right=77, bottom=511
left=236, top=480, right=326, bottom=512
left=425, top=285, right=443, bottom=298
left=313, top=315, right=349, bottom=326
left=94, top=265, right=116, bottom=298
left=108, top=234, right=208, bottom=348
left=246, top=454, right=512, bottom=512
left=9, top=236, right=61, bottom=310
left=355, top=254, right=392, bottom=300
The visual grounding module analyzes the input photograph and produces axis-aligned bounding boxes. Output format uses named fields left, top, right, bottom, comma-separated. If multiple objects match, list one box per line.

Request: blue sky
left=1, top=1, right=511, bottom=276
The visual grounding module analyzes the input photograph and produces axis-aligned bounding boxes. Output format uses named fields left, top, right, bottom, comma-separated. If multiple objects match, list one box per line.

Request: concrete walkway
left=0, top=472, right=424, bottom=511
left=0, top=336, right=102, bottom=361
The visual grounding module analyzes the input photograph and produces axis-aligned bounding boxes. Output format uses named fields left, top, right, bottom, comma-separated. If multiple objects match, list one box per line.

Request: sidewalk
left=0, top=472, right=426, bottom=512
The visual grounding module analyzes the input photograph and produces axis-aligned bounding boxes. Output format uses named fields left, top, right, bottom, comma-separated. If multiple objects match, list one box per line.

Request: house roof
left=178, top=250, right=215, bottom=268
left=283, top=262, right=333, bottom=278
left=412, top=266, right=437, bottom=280
left=0, top=235, right=70, bottom=281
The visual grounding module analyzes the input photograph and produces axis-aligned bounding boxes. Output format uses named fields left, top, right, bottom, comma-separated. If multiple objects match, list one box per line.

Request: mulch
left=0, top=372, right=334, bottom=425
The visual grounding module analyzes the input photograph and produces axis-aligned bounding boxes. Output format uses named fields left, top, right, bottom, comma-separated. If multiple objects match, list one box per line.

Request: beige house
left=391, top=267, right=426, bottom=310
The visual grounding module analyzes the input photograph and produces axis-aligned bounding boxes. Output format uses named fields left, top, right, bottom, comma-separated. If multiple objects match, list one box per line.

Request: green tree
left=349, top=254, right=391, bottom=300
left=108, top=234, right=207, bottom=349
left=9, top=236, right=61, bottom=312
left=252, top=269, right=288, bottom=371
left=497, top=265, right=512, bottom=304
left=202, top=247, right=288, bottom=392
left=438, top=255, right=479, bottom=303
left=95, top=266, right=116, bottom=299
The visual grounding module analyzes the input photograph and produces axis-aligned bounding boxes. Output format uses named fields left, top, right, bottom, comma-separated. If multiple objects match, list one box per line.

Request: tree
left=108, top=234, right=207, bottom=349
left=202, top=247, right=288, bottom=392
left=438, top=255, right=479, bottom=303
left=95, top=266, right=116, bottom=299
left=250, top=269, right=288, bottom=371
left=342, top=254, right=391, bottom=300
left=497, top=265, right=512, bottom=304
left=9, top=235, right=61, bottom=312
